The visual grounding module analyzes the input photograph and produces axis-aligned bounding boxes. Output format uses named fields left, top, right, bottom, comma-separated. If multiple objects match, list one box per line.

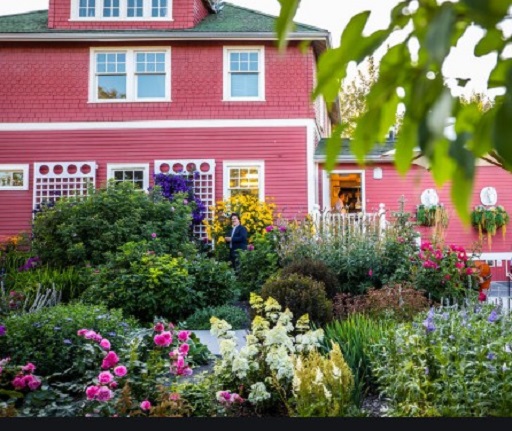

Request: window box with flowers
left=416, top=204, right=448, bottom=227
left=471, top=205, right=510, bottom=248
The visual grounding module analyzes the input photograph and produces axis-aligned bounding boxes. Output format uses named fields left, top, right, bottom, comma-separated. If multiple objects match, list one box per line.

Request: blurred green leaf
left=275, top=0, right=300, bottom=51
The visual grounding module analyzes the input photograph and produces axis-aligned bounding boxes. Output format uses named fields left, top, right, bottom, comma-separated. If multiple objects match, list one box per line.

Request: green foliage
left=370, top=300, right=512, bottom=417
left=32, top=181, right=195, bottom=268
left=319, top=314, right=391, bottom=407
left=80, top=241, right=196, bottom=323
left=185, top=255, right=238, bottom=309
left=281, top=258, right=340, bottom=299
left=261, top=273, right=333, bottom=326
left=0, top=303, right=137, bottom=376
left=181, top=305, right=249, bottom=330
left=276, top=0, right=512, bottom=221
left=236, top=231, right=281, bottom=300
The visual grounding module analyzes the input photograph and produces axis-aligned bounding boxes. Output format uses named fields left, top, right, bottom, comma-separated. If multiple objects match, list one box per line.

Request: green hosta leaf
left=426, top=3, right=456, bottom=64
left=275, top=0, right=300, bottom=51
left=474, top=27, right=506, bottom=57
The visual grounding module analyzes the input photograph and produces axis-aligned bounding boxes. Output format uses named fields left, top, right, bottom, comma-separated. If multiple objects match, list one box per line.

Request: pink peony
left=98, top=371, right=114, bottom=384
left=101, top=351, right=120, bottom=369
left=23, top=374, right=35, bottom=386
left=154, top=331, right=172, bottom=347
left=84, top=330, right=97, bottom=340
left=151, top=232, right=157, bottom=238
left=77, top=329, right=88, bottom=337
left=86, top=385, right=100, bottom=400
left=114, top=365, right=127, bottom=377
left=99, top=339, right=111, bottom=350
left=175, top=355, right=185, bottom=368
left=177, top=330, right=190, bottom=342
left=265, top=225, right=274, bottom=232
left=22, top=362, right=36, bottom=373
left=109, top=381, right=118, bottom=389
left=154, top=322, right=165, bottom=332
left=12, top=376, right=25, bottom=390
left=140, top=400, right=151, bottom=411
left=96, top=386, right=113, bottom=402
left=28, top=377, right=41, bottom=391
left=178, top=343, right=190, bottom=355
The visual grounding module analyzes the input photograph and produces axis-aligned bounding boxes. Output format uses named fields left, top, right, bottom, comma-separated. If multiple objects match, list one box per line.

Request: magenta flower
left=22, top=362, right=36, bottom=373
left=12, top=376, right=25, bottom=390
left=265, top=225, right=274, bottom=232
left=101, top=351, right=120, bottom=369
left=110, top=381, right=118, bottom=389
left=247, top=244, right=254, bottom=251
left=84, top=330, right=98, bottom=340
left=98, top=371, right=114, bottom=384
left=151, top=232, right=157, bottom=238
left=96, top=386, right=114, bottom=402
left=154, top=331, right=173, bottom=347
left=27, top=377, right=41, bottom=391
left=177, top=330, right=190, bottom=342
left=154, top=322, right=165, bottom=332
left=99, top=339, right=111, bottom=350
left=368, top=269, right=373, bottom=277
left=140, top=400, right=152, bottom=411
left=77, top=329, right=88, bottom=337
left=179, top=343, right=190, bottom=355
left=114, top=365, right=127, bottom=377
left=86, top=385, right=100, bottom=400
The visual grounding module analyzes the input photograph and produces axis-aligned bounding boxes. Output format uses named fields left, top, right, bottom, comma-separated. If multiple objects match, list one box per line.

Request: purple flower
left=151, top=232, right=157, bottom=239
left=0, top=325, right=5, bottom=337
left=488, top=309, right=499, bottom=323
left=63, top=339, right=72, bottom=345
left=487, top=352, right=496, bottom=360
left=279, top=226, right=287, bottom=232
left=247, top=244, right=254, bottom=251
left=425, top=367, right=429, bottom=375
left=422, top=318, right=436, bottom=333
left=265, top=225, right=274, bottom=232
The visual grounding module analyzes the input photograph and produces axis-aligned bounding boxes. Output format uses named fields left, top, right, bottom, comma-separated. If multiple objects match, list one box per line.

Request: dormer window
left=72, top=0, right=172, bottom=20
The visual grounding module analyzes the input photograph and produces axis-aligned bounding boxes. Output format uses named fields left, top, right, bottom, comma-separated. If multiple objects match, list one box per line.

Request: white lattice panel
left=33, top=162, right=96, bottom=211
left=155, top=159, right=216, bottom=240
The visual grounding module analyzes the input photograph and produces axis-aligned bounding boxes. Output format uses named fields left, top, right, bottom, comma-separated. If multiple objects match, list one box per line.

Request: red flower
left=478, top=291, right=487, bottom=302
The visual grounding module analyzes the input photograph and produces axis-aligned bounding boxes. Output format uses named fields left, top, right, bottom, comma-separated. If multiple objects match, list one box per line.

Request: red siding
left=48, top=0, right=209, bottom=30
left=319, top=162, right=512, bottom=254
left=0, top=42, right=316, bottom=123
left=0, top=126, right=308, bottom=241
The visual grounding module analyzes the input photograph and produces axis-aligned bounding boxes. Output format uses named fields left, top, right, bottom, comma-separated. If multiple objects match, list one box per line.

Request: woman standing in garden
left=224, top=212, right=248, bottom=271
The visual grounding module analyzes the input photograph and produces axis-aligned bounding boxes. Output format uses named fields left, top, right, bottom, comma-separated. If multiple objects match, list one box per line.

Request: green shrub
left=281, top=258, right=340, bottom=299
left=31, top=181, right=195, bottom=268
left=181, top=305, right=249, bottom=330
left=0, top=303, right=137, bottom=377
left=185, top=255, right=238, bottom=308
left=236, top=231, right=281, bottom=300
left=80, top=241, right=195, bottom=323
left=261, top=273, right=333, bottom=326
left=319, top=314, right=392, bottom=407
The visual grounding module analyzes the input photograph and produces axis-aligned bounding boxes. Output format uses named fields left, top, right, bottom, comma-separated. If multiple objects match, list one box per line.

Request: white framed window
left=89, top=47, right=171, bottom=102
left=223, top=47, right=265, bottom=101
left=71, top=0, right=172, bottom=20
left=107, top=163, right=150, bottom=191
left=0, top=164, right=29, bottom=190
left=223, top=161, right=265, bottom=201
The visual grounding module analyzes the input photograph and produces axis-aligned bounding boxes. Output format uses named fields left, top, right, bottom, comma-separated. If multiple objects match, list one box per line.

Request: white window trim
left=0, top=164, right=29, bottom=191
left=223, top=46, right=265, bottom=102
left=107, top=163, right=150, bottom=191
left=70, top=0, right=173, bottom=21
left=223, top=161, right=265, bottom=201
left=89, top=47, right=171, bottom=103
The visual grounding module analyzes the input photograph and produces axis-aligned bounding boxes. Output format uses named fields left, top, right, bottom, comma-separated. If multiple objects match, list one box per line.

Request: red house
left=1, top=1, right=511, bottom=282
left=0, top=0, right=334, bottom=240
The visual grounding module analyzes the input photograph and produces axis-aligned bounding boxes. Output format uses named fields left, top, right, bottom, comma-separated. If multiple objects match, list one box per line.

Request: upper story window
left=223, top=47, right=265, bottom=101
left=72, top=0, right=172, bottom=20
left=0, top=164, right=29, bottom=191
left=89, top=48, right=171, bottom=103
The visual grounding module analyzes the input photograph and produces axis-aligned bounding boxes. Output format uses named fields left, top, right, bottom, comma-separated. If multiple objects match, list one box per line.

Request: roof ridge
left=223, top=2, right=328, bottom=32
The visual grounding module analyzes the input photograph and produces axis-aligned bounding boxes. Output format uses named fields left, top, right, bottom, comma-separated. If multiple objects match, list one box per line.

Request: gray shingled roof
left=0, top=3, right=328, bottom=34
left=314, top=138, right=397, bottom=161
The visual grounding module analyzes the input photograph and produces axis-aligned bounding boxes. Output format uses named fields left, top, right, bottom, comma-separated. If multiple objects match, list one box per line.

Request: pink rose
left=178, top=343, right=190, bottom=355
left=22, top=362, right=36, bottom=373
left=101, top=351, right=120, bottom=369
left=99, top=339, right=111, bottom=350
left=154, top=331, right=172, bottom=347
left=154, top=322, right=165, bottom=332
left=28, top=377, right=41, bottom=391
left=86, top=385, right=100, bottom=400
left=77, top=329, right=88, bottom=337
left=96, top=386, right=113, bottom=402
left=98, top=371, right=114, bottom=384
left=140, top=400, right=151, bottom=411
left=177, top=330, right=190, bottom=342
left=114, top=365, right=127, bottom=377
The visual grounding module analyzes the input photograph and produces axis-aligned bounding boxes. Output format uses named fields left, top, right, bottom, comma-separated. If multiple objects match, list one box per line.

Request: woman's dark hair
left=230, top=212, right=240, bottom=220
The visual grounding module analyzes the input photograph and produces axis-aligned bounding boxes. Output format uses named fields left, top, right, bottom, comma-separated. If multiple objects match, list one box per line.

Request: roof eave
left=314, top=156, right=393, bottom=163
left=0, top=31, right=330, bottom=42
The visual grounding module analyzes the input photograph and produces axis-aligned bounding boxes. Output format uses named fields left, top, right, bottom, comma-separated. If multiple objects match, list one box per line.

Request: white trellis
left=33, top=161, right=96, bottom=212
left=154, top=159, right=215, bottom=239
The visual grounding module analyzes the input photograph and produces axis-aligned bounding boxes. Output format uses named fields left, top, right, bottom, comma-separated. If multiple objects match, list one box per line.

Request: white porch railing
left=310, top=203, right=388, bottom=238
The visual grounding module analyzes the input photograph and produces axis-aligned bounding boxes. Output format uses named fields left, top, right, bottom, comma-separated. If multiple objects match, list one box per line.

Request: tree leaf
left=449, top=135, right=475, bottom=224
left=474, top=27, right=506, bottom=57
left=426, top=3, right=456, bottom=64
left=275, top=0, right=300, bottom=51
left=324, top=124, right=346, bottom=172
left=395, top=116, right=417, bottom=175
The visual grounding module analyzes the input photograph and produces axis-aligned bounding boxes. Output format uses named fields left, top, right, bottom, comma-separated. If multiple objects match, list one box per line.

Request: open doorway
left=330, top=171, right=364, bottom=213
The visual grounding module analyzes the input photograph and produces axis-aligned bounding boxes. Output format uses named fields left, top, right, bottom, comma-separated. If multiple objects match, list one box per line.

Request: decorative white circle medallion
left=420, top=188, right=439, bottom=206
left=480, top=186, right=497, bottom=206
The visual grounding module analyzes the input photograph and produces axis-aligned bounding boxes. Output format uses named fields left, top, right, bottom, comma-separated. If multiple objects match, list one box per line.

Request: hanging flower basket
left=471, top=205, right=509, bottom=248
left=416, top=204, right=448, bottom=228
